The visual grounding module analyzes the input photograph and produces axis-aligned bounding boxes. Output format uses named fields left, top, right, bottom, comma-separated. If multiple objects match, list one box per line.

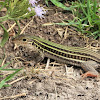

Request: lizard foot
left=81, top=71, right=99, bottom=79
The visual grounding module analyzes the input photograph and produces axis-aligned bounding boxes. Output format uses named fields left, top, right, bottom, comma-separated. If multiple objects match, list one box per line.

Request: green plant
left=0, top=59, right=22, bottom=89
left=45, top=0, right=73, bottom=11
left=52, top=0, right=100, bottom=39
left=0, top=0, right=35, bottom=47
left=71, top=0, right=100, bottom=39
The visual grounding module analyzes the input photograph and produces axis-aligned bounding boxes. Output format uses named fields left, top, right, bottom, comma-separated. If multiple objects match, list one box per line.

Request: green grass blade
left=0, top=68, right=22, bottom=89
left=2, top=84, right=11, bottom=87
left=0, top=62, right=10, bottom=70
left=50, top=0, right=72, bottom=11
left=87, top=0, right=92, bottom=24
left=0, top=24, right=9, bottom=47
left=0, top=68, right=20, bottom=71
left=45, top=0, right=49, bottom=6
left=0, top=60, right=3, bottom=65
left=0, top=0, right=9, bottom=11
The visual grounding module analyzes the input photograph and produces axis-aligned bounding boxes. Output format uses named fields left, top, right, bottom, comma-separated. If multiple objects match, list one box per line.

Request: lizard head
left=12, top=34, right=33, bottom=49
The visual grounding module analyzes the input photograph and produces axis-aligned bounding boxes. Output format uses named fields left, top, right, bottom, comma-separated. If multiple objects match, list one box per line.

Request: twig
left=0, top=93, right=26, bottom=100
left=45, top=58, right=50, bottom=70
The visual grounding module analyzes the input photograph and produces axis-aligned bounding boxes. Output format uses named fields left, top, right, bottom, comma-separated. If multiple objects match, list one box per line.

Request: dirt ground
left=0, top=1, right=100, bottom=100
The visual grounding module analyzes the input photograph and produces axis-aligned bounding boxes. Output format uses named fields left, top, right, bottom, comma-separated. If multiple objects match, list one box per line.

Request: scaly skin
left=12, top=34, right=100, bottom=78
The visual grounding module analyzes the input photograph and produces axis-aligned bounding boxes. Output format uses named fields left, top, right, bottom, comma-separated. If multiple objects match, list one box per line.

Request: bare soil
left=0, top=1, right=100, bottom=100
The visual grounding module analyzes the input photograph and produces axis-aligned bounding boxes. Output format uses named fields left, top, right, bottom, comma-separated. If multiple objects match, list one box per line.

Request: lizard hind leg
left=81, top=60, right=99, bottom=78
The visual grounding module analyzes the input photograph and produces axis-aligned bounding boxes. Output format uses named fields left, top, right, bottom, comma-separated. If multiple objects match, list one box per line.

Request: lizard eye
left=23, top=38, right=26, bottom=41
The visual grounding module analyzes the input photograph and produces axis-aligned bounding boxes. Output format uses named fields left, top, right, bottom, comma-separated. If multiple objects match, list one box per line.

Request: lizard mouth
left=14, top=43, right=18, bottom=50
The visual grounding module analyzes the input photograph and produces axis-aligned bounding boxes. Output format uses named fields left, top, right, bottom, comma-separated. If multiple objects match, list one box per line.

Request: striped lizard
left=12, top=34, right=100, bottom=78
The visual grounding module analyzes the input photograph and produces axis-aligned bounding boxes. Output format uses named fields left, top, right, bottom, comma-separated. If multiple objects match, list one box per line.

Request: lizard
left=12, top=34, right=100, bottom=78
